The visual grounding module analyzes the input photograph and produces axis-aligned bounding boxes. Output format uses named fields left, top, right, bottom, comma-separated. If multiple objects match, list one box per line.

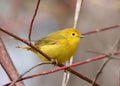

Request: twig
left=1, top=24, right=120, bottom=86
left=92, top=33, right=120, bottom=86
left=82, top=25, right=120, bottom=35
left=92, top=58, right=111, bottom=86
left=62, top=0, right=84, bottom=86
left=5, top=51, right=120, bottom=86
left=9, top=61, right=52, bottom=86
left=0, top=37, right=24, bottom=86
left=28, top=0, right=41, bottom=43
left=0, top=25, right=119, bottom=60
left=0, top=28, right=51, bottom=61
left=73, top=0, right=83, bottom=29
left=0, top=27, right=99, bottom=86
left=4, top=53, right=110, bottom=86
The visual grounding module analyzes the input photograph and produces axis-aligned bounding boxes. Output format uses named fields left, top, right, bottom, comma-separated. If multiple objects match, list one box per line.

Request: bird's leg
left=50, top=59, right=58, bottom=65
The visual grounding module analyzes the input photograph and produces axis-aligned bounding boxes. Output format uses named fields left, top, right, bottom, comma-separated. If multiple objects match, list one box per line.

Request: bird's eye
left=72, top=33, right=75, bottom=36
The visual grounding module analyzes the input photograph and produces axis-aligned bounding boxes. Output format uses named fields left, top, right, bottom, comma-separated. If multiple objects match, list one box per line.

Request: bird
left=17, top=28, right=84, bottom=64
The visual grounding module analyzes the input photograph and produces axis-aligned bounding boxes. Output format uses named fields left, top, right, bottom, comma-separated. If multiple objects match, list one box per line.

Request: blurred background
left=0, top=0, right=120, bottom=86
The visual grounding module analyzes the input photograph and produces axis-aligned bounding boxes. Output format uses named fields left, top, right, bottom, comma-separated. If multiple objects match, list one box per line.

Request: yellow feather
left=17, top=28, right=83, bottom=64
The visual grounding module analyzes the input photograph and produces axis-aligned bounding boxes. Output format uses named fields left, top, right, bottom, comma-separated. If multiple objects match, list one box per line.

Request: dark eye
left=72, top=33, right=75, bottom=36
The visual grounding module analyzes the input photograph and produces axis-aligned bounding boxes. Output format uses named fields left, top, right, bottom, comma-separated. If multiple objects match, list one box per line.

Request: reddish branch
left=0, top=24, right=120, bottom=86
left=0, top=25, right=120, bottom=86
left=0, top=27, right=99, bottom=86
left=0, top=28, right=51, bottom=61
left=82, top=25, right=120, bottom=35
left=4, top=51, right=120, bottom=86
left=28, top=0, right=41, bottom=43
left=0, top=38, right=24, bottom=86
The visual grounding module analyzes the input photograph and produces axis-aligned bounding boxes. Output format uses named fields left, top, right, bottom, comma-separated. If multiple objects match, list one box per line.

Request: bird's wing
left=34, top=34, right=65, bottom=47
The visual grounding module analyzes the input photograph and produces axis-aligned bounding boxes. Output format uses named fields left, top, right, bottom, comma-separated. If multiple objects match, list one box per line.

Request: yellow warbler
left=17, top=28, right=84, bottom=63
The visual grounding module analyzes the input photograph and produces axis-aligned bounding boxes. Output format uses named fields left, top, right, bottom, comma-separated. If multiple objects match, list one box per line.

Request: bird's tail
left=16, top=45, right=31, bottom=50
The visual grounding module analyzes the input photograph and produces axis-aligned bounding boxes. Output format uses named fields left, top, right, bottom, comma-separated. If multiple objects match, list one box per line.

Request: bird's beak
left=80, top=35, right=85, bottom=38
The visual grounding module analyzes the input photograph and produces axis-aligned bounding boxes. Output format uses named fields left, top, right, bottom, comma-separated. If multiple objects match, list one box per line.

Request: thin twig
left=62, top=0, right=83, bottom=86
left=0, top=28, right=51, bottom=61
left=9, top=61, right=52, bottom=86
left=73, top=0, right=83, bottom=29
left=0, top=27, right=99, bottom=86
left=1, top=25, right=120, bottom=86
left=82, top=25, right=120, bottom=35
left=28, top=0, right=41, bottom=43
left=5, top=51, right=120, bottom=86
left=92, top=58, right=111, bottom=86
left=92, top=34, right=120, bottom=86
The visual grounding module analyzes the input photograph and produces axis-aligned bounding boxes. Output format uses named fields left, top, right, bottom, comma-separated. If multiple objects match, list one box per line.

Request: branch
left=1, top=24, right=120, bottom=86
left=73, top=0, right=83, bottom=29
left=92, top=34, right=120, bottom=86
left=9, top=62, right=52, bottom=86
left=0, top=27, right=99, bottom=86
left=5, top=51, right=120, bottom=86
left=0, top=38, right=24, bottom=86
left=0, top=28, right=51, bottom=61
left=82, top=25, right=120, bottom=35
left=63, top=0, right=84, bottom=86
left=28, top=0, right=41, bottom=43
left=92, top=58, right=111, bottom=86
